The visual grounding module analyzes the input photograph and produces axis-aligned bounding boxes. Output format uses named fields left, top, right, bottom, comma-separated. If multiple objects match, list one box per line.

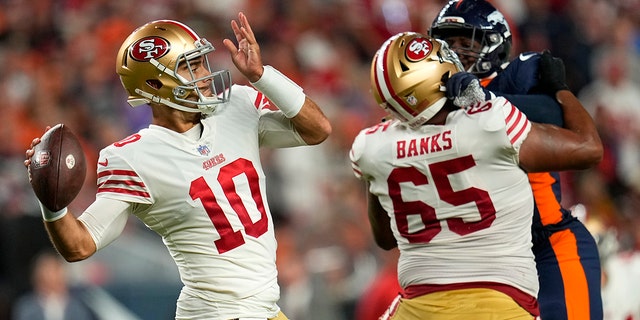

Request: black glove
left=536, top=50, right=570, bottom=94
left=445, top=72, right=491, bottom=108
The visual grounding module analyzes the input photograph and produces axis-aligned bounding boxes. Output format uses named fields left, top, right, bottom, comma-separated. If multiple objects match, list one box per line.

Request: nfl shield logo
left=197, top=145, right=210, bottom=156
left=33, top=151, right=51, bottom=169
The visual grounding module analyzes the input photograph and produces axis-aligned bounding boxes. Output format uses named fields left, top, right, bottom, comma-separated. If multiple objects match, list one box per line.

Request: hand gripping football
left=29, top=124, right=87, bottom=211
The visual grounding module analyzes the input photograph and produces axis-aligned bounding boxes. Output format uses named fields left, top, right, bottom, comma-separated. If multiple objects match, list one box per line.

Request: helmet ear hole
left=146, top=79, right=163, bottom=90
left=498, top=50, right=509, bottom=61
left=441, top=71, right=451, bottom=83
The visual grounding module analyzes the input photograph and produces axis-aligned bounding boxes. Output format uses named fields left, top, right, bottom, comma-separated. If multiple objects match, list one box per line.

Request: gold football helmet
left=371, top=32, right=463, bottom=128
left=116, top=20, right=231, bottom=114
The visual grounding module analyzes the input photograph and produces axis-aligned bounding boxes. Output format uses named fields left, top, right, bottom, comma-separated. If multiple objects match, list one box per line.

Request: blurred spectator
left=578, top=48, right=640, bottom=195
left=12, top=250, right=94, bottom=320
left=354, top=248, right=402, bottom=320
left=276, top=223, right=345, bottom=320
left=517, top=0, right=594, bottom=92
left=601, top=232, right=640, bottom=320
left=328, top=216, right=378, bottom=319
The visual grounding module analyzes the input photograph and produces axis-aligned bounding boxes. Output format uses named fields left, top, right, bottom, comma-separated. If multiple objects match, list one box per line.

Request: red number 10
left=189, top=158, right=268, bottom=253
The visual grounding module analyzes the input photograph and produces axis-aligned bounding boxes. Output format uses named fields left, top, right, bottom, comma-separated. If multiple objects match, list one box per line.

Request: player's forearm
left=251, top=65, right=331, bottom=145
left=45, top=213, right=97, bottom=262
left=290, top=97, right=332, bottom=145
left=556, top=90, right=603, bottom=167
left=368, top=192, right=397, bottom=250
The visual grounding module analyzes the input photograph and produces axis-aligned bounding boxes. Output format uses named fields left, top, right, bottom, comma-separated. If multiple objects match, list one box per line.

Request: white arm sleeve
left=259, top=109, right=307, bottom=148
left=77, top=198, right=131, bottom=250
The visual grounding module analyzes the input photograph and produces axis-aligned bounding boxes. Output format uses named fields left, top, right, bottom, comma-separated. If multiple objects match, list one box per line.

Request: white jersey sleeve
left=253, top=90, right=306, bottom=148
left=496, top=96, right=532, bottom=154
left=349, top=97, right=538, bottom=298
left=96, top=144, right=154, bottom=204
left=78, top=198, right=131, bottom=250
left=259, top=109, right=306, bottom=148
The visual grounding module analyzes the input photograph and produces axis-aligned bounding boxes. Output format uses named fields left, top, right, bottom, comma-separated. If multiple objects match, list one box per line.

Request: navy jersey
left=487, top=52, right=603, bottom=320
left=488, top=52, right=564, bottom=127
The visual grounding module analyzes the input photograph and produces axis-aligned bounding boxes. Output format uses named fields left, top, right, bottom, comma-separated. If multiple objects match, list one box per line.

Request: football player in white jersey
left=349, top=32, right=601, bottom=319
left=24, top=13, right=331, bottom=320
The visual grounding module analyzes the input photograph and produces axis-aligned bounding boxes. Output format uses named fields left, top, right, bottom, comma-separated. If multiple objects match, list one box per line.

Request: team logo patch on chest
left=195, top=144, right=225, bottom=170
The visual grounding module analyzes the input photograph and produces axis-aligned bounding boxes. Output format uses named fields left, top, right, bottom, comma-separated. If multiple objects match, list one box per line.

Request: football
left=29, top=124, right=87, bottom=211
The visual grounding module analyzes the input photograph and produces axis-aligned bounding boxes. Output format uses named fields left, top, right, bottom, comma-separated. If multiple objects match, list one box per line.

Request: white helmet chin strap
left=133, top=89, right=216, bottom=114
left=405, top=97, right=447, bottom=129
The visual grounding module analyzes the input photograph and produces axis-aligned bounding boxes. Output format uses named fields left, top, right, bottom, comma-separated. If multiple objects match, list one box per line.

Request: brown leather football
left=29, top=124, right=86, bottom=211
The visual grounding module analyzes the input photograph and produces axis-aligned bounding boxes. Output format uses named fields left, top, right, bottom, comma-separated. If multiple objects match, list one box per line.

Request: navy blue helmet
left=430, top=0, right=512, bottom=79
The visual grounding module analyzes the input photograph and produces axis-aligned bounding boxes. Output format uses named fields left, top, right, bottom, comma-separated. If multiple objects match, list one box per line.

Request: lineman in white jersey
left=24, top=13, right=331, bottom=320
left=349, top=33, right=601, bottom=319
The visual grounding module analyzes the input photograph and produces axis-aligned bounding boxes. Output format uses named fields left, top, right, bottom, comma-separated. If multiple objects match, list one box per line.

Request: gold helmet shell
left=116, top=20, right=231, bottom=114
left=371, top=32, right=463, bottom=128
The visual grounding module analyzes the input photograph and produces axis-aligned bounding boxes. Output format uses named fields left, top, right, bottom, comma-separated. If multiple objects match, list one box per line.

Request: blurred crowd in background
left=0, top=0, right=638, bottom=319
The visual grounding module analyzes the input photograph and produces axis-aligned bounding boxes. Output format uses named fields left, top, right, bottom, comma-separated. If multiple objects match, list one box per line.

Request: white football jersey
left=350, top=97, right=539, bottom=298
left=93, top=85, right=305, bottom=316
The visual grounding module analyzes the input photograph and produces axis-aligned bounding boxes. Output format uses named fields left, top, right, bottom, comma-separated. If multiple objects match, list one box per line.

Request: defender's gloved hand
left=536, top=50, right=570, bottom=94
left=445, top=72, right=492, bottom=108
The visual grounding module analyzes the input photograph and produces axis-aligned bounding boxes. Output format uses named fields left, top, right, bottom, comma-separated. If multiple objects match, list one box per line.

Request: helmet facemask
left=429, top=0, right=512, bottom=79
left=434, top=26, right=507, bottom=76
left=142, top=38, right=231, bottom=114
left=177, top=39, right=231, bottom=111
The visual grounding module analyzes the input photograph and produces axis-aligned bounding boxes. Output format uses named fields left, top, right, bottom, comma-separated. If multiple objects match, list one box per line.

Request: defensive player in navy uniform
left=430, top=1, right=604, bottom=319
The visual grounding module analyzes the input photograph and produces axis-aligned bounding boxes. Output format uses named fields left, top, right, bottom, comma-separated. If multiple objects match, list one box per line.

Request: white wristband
left=39, top=201, right=68, bottom=222
left=251, top=65, right=305, bottom=118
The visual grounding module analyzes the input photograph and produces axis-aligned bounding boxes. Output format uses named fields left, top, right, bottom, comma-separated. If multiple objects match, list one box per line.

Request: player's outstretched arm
left=520, top=91, right=602, bottom=172
left=222, top=12, right=331, bottom=145
left=287, top=96, right=332, bottom=145
left=518, top=52, right=603, bottom=172
left=25, top=136, right=96, bottom=262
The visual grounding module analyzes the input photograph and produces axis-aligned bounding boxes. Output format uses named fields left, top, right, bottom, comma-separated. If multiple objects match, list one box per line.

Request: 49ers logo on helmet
left=405, top=37, right=432, bottom=62
left=130, top=36, right=170, bottom=61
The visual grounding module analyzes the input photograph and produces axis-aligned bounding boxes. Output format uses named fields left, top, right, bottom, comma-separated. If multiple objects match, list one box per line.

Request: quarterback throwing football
left=25, top=13, right=331, bottom=320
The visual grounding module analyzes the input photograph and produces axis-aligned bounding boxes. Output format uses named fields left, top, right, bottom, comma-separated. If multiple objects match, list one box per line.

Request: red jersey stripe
left=505, top=104, right=530, bottom=145
left=254, top=92, right=271, bottom=110
left=97, top=179, right=146, bottom=189
left=98, top=169, right=139, bottom=178
left=97, top=187, right=150, bottom=198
